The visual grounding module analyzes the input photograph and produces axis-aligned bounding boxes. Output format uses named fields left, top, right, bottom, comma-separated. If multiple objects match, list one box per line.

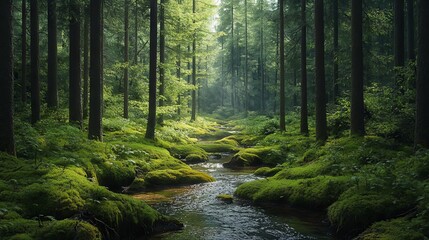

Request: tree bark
left=83, top=6, right=89, bottom=119
left=0, top=0, right=15, bottom=155
left=145, top=0, right=158, bottom=139
left=395, top=0, right=405, bottom=67
left=315, top=0, right=327, bottom=142
left=21, top=0, right=27, bottom=103
left=30, top=0, right=40, bottom=124
left=407, top=0, right=415, bottom=61
left=47, top=0, right=58, bottom=109
left=279, top=0, right=286, bottom=131
left=124, top=0, right=129, bottom=119
left=414, top=0, right=429, bottom=148
left=300, top=0, right=308, bottom=135
left=158, top=0, right=166, bottom=124
left=230, top=0, right=235, bottom=110
left=191, top=0, right=197, bottom=121
left=351, top=0, right=365, bottom=136
left=89, top=0, right=103, bottom=141
left=333, top=0, right=339, bottom=101
left=244, top=0, right=249, bottom=115
left=69, top=0, right=82, bottom=127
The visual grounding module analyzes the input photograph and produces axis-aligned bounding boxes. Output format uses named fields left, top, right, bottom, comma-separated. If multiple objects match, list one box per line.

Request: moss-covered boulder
left=223, top=146, right=285, bottom=168
left=355, top=217, right=429, bottom=240
left=235, top=176, right=351, bottom=208
left=216, top=194, right=233, bottom=204
left=144, top=169, right=215, bottom=187
left=327, top=190, right=415, bottom=235
left=254, top=167, right=282, bottom=177
left=168, top=145, right=209, bottom=163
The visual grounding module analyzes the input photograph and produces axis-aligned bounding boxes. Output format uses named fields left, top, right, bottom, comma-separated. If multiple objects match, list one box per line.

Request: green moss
left=8, top=233, right=34, bottom=240
left=196, top=143, right=237, bottom=153
left=273, top=160, right=332, bottom=180
left=93, top=160, right=135, bottom=191
left=355, top=217, right=429, bottom=240
left=327, top=189, right=415, bottom=235
left=144, top=169, right=215, bottom=187
left=224, top=146, right=285, bottom=168
left=254, top=167, right=282, bottom=177
left=168, top=145, right=208, bottom=161
left=216, top=194, right=233, bottom=203
left=185, top=153, right=209, bottom=163
left=235, top=176, right=351, bottom=208
left=34, top=220, right=102, bottom=240
left=19, top=183, right=85, bottom=219
left=128, top=178, right=146, bottom=192
left=215, top=137, right=239, bottom=147
left=0, top=219, right=39, bottom=239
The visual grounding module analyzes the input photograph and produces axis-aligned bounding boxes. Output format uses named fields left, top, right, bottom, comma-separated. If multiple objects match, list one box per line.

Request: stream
left=134, top=153, right=336, bottom=240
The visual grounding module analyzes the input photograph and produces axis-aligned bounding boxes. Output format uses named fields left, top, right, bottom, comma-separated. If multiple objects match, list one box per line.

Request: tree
left=300, top=0, right=308, bottom=135
left=158, top=0, right=166, bottom=124
left=83, top=6, right=89, bottom=119
left=145, top=0, right=158, bottom=139
left=414, top=0, right=429, bottom=148
left=314, top=0, right=327, bottom=142
left=351, top=0, right=365, bottom=136
left=244, top=0, right=249, bottom=115
left=191, top=0, right=197, bottom=121
left=21, top=0, right=27, bottom=103
left=333, top=0, right=339, bottom=101
left=279, top=0, right=285, bottom=131
left=69, top=0, right=82, bottom=127
left=394, top=0, right=405, bottom=68
left=0, top=0, right=15, bottom=155
left=30, top=0, right=41, bottom=124
left=407, top=0, right=415, bottom=61
left=124, top=0, right=129, bottom=119
left=47, top=0, right=58, bottom=109
left=88, top=0, right=103, bottom=140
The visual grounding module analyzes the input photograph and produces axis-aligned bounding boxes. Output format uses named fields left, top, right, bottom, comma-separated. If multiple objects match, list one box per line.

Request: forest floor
left=1, top=113, right=429, bottom=239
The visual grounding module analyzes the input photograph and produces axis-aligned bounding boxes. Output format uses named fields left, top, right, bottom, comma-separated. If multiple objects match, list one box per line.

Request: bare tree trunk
left=158, top=0, right=166, bottom=124
left=333, top=0, right=339, bottom=101
left=300, top=0, right=308, bottom=135
left=88, top=0, right=103, bottom=140
left=315, top=0, right=327, bottom=142
left=83, top=6, right=89, bottom=119
left=145, top=0, right=158, bottom=139
left=351, top=0, right=365, bottom=136
left=47, top=0, right=58, bottom=109
left=21, top=0, right=27, bottom=103
left=407, top=0, right=415, bottom=61
left=191, top=0, right=197, bottom=121
left=0, top=0, right=15, bottom=155
left=124, top=0, right=129, bottom=119
left=279, top=0, right=286, bottom=131
left=69, top=0, right=82, bottom=127
left=30, top=0, right=41, bottom=124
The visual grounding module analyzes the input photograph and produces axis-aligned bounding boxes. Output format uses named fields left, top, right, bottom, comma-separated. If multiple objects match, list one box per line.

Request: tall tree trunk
left=124, top=0, right=129, bottom=119
left=30, top=0, right=40, bottom=124
left=315, top=0, right=327, bottom=142
left=260, top=0, right=265, bottom=113
left=333, top=0, right=339, bottom=101
left=221, top=38, right=225, bottom=107
left=83, top=6, right=89, bottom=119
left=351, top=0, right=365, bottom=136
left=395, top=0, right=405, bottom=67
left=21, top=0, right=27, bottom=103
left=407, top=0, right=415, bottom=61
left=0, top=0, right=15, bottom=155
left=300, top=0, right=308, bottom=135
left=69, top=0, right=82, bottom=127
left=279, top=0, right=285, bottom=131
left=176, top=0, right=182, bottom=116
left=230, top=0, right=235, bottom=110
left=89, top=0, right=103, bottom=141
left=145, top=0, right=158, bottom=139
left=47, top=0, right=58, bottom=109
left=191, top=0, right=197, bottom=121
left=244, top=0, right=249, bottom=115
left=415, top=0, right=429, bottom=148
left=134, top=0, right=138, bottom=64
left=158, top=0, right=166, bottom=124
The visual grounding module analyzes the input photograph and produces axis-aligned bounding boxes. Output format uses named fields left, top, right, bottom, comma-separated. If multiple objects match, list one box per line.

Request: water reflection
left=134, top=155, right=334, bottom=240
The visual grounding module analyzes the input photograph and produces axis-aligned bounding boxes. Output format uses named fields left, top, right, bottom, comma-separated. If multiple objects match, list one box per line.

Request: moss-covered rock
left=223, top=146, right=285, bottom=168
left=235, top=176, right=351, bottom=208
left=327, top=190, right=415, bottom=235
left=168, top=145, right=209, bottom=162
left=34, top=220, right=102, bottom=240
left=273, top=160, right=332, bottom=180
left=196, top=143, right=237, bottom=153
left=184, top=153, right=209, bottom=164
left=144, top=169, right=215, bottom=187
left=254, top=167, right=282, bottom=177
left=355, top=217, right=429, bottom=240
left=216, top=194, right=233, bottom=204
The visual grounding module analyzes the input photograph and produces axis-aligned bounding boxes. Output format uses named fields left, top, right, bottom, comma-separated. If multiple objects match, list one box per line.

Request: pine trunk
left=69, top=1, right=82, bottom=127
left=47, top=0, right=58, bottom=109
left=30, top=0, right=40, bottom=124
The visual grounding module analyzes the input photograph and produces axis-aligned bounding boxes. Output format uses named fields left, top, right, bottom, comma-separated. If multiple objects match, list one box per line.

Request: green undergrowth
left=231, top=115, right=429, bottom=239
left=1, top=116, right=227, bottom=239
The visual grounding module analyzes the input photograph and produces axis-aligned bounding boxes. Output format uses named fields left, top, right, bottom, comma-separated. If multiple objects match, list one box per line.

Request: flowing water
left=134, top=154, right=335, bottom=240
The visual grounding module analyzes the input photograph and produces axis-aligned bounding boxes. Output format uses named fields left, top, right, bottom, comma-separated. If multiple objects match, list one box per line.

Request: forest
left=1, top=0, right=429, bottom=239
